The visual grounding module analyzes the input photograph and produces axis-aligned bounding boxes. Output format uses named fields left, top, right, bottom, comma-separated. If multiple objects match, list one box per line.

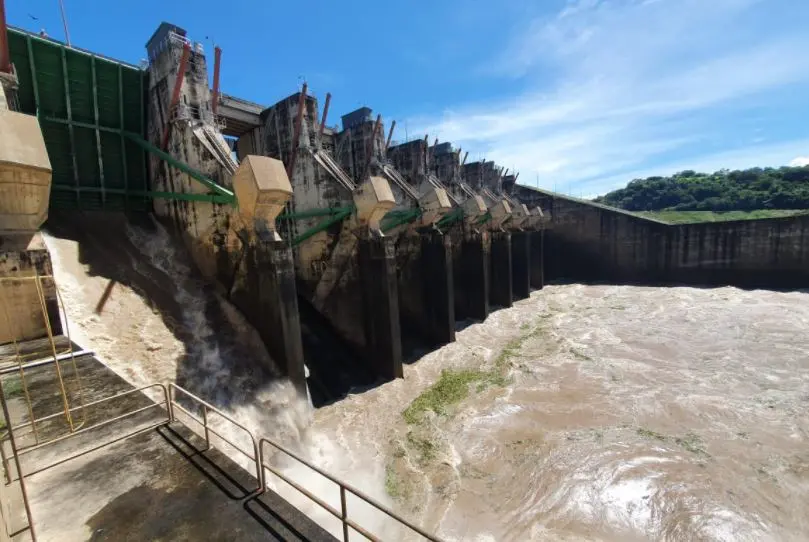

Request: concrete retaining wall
left=0, top=233, right=62, bottom=345
left=515, top=186, right=809, bottom=288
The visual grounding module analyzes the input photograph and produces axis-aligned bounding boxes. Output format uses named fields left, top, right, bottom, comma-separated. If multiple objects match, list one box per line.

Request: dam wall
left=143, top=24, right=306, bottom=392
left=515, top=186, right=809, bottom=288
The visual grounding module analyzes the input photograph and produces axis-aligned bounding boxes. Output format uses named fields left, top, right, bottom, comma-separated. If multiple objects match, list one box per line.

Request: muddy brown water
left=42, top=220, right=809, bottom=541
left=311, top=284, right=809, bottom=541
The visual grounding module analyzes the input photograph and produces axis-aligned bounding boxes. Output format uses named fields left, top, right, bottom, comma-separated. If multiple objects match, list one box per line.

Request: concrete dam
left=0, top=15, right=807, bottom=542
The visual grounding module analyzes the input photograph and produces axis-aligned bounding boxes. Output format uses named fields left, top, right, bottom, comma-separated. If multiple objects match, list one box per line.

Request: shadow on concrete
left=157, top=424, right=255, bottom=500
left=296, top=295, right=377, bottom=408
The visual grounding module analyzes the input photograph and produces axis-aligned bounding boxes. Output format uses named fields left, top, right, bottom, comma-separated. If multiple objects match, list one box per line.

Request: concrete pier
left=530, top=229, right=545, bottom=289
left=144, top=28, right=308, bottom=392
left=397, top=231, right=455, bottom=348
left=359, top=236, right=403, bottom=380
left=230, top=236, right=306, bottom=394
left=490, top=231, right=513, bottom=308
left=511, top=230, right=531, bottom=299
left=454, top=231, right=490, bottom=321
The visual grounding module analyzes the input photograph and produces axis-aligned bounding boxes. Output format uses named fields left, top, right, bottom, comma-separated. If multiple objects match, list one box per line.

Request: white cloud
left=409, top=0, right=809, bottom=195
left=789, top=156, right=809, bottom=167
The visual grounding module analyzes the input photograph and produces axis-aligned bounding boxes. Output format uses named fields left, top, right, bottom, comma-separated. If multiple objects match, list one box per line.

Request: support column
left=454, top=231, right=489, bottom=320
left=359, top=236, right=403, bottom=381
left=231, top=236, right=306, bottom=395
left=421, top=231, right=455, bottom=345
left=511, top=231, right=531, bottom=300
left=490, top=231, right=513, bottom=308
left=397, top=231, right=454, bottom=348
left=530, top=229, right=545, bottom=289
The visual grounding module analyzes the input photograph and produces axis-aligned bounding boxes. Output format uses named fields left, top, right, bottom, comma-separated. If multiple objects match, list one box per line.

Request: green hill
left=595, top=166, right=809, bottom=212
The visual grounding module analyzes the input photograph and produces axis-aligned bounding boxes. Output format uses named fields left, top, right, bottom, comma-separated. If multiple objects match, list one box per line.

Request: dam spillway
left=1, top=14, right=808, bottom=542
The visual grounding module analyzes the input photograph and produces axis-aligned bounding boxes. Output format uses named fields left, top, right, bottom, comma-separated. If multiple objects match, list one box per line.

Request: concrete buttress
left=511, top=230, right=531, bottom=299
left=359, top=236, right=403, bottom=379
left=490, top=230, right=513, bottom=308
left=244, top=93, right=405, bottom=386
left=145, top=24, right=306, bottom=393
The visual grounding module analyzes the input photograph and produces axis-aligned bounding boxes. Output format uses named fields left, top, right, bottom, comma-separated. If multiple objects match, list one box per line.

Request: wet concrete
left=4, top=348, right=335, bottom=542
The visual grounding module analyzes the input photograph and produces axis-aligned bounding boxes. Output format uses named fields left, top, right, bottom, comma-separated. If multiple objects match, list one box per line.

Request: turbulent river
left=44, top=219, right=809, bottom=541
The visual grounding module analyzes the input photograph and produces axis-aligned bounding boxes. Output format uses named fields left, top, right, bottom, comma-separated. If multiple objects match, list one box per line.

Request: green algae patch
left=401, top=314, right=555, bottom=425
left=403, top=369, right=487, bottom=424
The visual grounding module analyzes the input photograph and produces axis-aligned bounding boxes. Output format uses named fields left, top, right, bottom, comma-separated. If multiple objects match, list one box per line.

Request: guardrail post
left=201, top=406, right=210, bottom=451
left=167, top=384, right=175, bottom=422
left=340, top=486, right=349, bottom=542
left=0, top=439, right=9, bottom=485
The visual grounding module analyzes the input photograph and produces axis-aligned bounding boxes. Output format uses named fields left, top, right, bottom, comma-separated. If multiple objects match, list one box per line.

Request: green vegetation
left=675, top=432, right=709, bottom=456
left=596, top=166, right=809, bottom=213
left=640, top=209, right=809, bottom=223
left=3, top=377, right=24, bottom=399
left=402, top=369, right=491, bottom=424
left=406, top=432, right=437, bottom=464
left=637, top=427, right=667, bottom=441
left=636, top=427, right=710, bottom=457
left=385, top=465, right=405, bottom=498
left=402, top=318, right=551, bottom=425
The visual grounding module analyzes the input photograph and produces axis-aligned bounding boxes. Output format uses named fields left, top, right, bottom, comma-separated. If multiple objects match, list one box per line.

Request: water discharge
left=315, top=284, right=809, bottom=541
left=43, top=218, right=809, bottom=541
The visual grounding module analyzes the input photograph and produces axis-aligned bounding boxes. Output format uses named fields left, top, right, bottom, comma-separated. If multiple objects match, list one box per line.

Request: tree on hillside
left=594, top=166, right=809, bottom=211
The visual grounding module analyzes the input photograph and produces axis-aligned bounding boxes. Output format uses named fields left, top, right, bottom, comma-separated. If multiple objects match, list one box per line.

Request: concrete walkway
left=1, top=342, right=336, bottom=542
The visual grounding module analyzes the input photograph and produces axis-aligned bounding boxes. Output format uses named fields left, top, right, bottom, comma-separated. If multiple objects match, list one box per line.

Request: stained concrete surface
left=1, top=344, right=335, bottom=541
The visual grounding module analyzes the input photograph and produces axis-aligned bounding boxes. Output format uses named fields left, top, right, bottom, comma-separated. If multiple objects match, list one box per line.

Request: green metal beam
left=90, top=56, right=106, bottom=204
left=51, top=185, right=235, bottom=204
left=118, top=65, right=128, bottom=196
left=25, top=36, right=39, bottom=112
left=436, top=207, right=463, bottom=228
left=61, top=48, right=81, bottom=205
left=381, top=207, right=422, bottom=233
left=476, top=211, right=492, bottom=225
left=120, top=130, right=236, bottom=203
left=292, top=206, right=354, bottom=247
left=139, top=70, right=147, bottom=193
left=41, top=116, right=236, bottom=205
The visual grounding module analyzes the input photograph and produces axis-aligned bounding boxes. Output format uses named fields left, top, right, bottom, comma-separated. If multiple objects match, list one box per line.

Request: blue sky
left=9, top=0, right=809, bottom=195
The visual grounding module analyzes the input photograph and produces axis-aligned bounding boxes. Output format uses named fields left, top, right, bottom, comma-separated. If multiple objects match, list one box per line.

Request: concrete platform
left=25, top=423, right=336, bottom=542
left=0, top=339, right=336, bottom=542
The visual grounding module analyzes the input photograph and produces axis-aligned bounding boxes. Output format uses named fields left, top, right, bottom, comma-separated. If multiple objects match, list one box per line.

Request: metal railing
left=3, top=383, right=171, bottom=481
left=0, top=380, right=443, bottom=542
left=0, top=382, right=171, bottom=541
left=167, top=384, right=263, bottom=492
left=165, top=385, right=442, bottom=541
left=258, top=438, right=442, bottom=542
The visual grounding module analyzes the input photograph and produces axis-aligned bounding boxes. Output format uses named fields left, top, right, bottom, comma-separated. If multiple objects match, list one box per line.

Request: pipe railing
left=258, top=438, right=443, bottom=542
left=2, top=383, right=170, bottom=482
left=0, top=380, right=443, bottom=541
left=168, top=383, right=263, bottom=492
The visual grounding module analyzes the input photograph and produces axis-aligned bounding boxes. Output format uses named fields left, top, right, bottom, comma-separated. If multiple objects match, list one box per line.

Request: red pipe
left=211, top=46, right=222, bottom=116
left=462, top=151, right=469, bottom=165
left=317, top=92, right=331, bottom=140
left=287, top=82, right=308, bottom=178
left=0, top=0, right=11, bottom=74
left=385, top=120, right=396, bottom=150
left=162, top=41, right=191, bottom=150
